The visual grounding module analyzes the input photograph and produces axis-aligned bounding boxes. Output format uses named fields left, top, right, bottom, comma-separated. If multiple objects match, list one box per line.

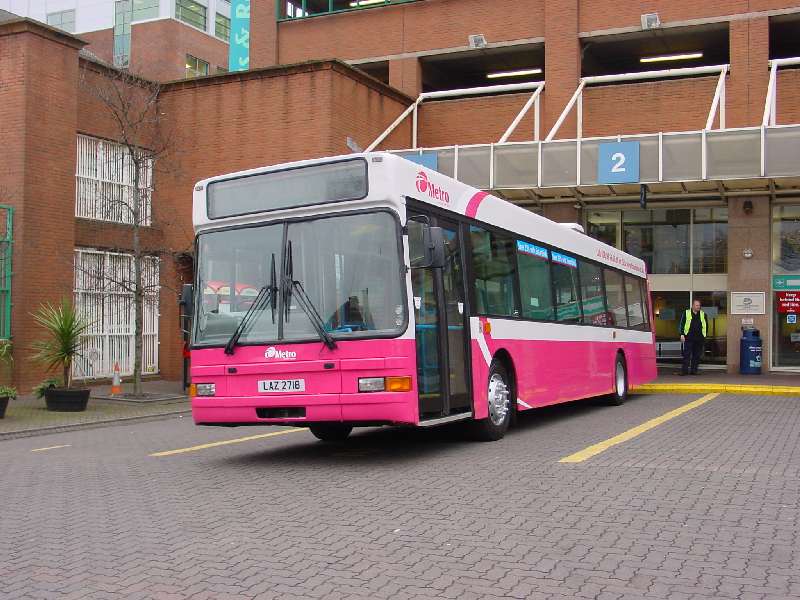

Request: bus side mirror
left=179, top=284, right=194, bottom=318
left=428, top=226, right=446, bottom=269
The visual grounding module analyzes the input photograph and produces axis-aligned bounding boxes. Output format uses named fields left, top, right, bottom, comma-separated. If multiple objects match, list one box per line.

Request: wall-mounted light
left=486, top=68, right=542, bottom=79
left=349, top=0, right=386, bottom=6
left=743, top=248, right=754, bottom=259
left=640, top=52, right=703, bottom=64
left=743, top=199, right=754, bottom=215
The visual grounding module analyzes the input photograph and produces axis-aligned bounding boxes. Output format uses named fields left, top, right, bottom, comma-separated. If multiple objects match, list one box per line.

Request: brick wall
left=131, top=19, right=229, bottom=82
left=257, top=0, right=545, bottom=66
left=0, top=22, right=83, bottom=390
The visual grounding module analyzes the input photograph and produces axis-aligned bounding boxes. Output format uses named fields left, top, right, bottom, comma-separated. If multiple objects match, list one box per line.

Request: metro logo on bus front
left=264, top=346, right=297, bottom=360
left=415, top=171, right=450, bottom=204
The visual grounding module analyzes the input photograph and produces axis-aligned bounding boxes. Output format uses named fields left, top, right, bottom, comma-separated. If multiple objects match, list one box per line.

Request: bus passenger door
left=408, top=213, right=471, bottom=420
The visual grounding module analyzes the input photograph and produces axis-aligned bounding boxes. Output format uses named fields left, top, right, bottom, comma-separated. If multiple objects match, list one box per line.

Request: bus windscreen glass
left=206, top=159, right=368, bottom=219
left=194, top=211, right=405, bottom=347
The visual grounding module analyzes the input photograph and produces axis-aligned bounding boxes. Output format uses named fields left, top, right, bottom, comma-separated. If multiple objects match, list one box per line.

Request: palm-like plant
left=32, top=300, right=90, bottom=389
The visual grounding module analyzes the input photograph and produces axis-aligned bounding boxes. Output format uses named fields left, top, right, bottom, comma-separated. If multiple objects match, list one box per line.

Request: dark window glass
left=470, top=226, right=518, bottom=317
left=604, top=269, right=627, bottom=327
left=625, top=275, right=647, bottom=329
left=517, top=240, right=553, bottom=320
left=207, top=160, right=367, bottom=219
left=551, top=252, right=580, bottom=323
left=579, top=261, right=606, bottom=325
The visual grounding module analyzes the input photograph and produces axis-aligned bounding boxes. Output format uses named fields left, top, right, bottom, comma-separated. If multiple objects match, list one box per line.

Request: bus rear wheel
left=607, top=355, right=628, bottom=406
left=472, top=361, right=512, bottom=442
left=309, top=423, right=352, bottom=442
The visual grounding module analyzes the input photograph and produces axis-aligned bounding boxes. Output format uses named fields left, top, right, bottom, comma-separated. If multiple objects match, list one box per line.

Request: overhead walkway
left=373, top=57, right=800, bottom=206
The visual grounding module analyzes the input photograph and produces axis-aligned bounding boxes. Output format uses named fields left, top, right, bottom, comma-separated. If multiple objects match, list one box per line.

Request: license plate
left=258, top=379, right=306, bottom=393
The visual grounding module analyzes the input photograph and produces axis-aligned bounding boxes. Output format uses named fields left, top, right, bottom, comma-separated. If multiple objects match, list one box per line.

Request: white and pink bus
left=186, top=153, right=657, bottom=442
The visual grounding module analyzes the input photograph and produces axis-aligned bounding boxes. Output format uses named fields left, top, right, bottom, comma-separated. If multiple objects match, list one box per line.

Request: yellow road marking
left=559, top=392, right=720, bottom=464
left=31, top=444, right=72, bottom=453
left=149, top=428, right=307, bottom=457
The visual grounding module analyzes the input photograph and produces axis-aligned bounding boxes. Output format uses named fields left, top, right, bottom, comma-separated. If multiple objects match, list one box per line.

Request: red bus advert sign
left=777, top=291, right=800, bottom=313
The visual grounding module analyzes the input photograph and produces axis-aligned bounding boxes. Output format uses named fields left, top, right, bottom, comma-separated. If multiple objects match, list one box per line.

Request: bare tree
left=78, top=60, right=176, bottom=396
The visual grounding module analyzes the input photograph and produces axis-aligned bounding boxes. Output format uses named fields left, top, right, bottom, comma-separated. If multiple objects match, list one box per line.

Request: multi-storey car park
left=1, top=0, right=800, bottom=392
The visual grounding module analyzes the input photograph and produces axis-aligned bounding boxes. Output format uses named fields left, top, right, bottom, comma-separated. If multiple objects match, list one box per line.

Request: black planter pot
left=0, top=396, right=8, bottom=419
left=44, top=388, right=90, bottom=412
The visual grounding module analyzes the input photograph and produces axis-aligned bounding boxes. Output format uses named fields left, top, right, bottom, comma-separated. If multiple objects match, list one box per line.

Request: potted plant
left=0, top=339, right=15, bottom=419
left=32, top=300, right=91, bottom=412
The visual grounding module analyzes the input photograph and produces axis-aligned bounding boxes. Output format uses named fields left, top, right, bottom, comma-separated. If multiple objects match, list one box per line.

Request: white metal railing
left=76, top=134, right=153, bottom=226
left=366, top=81, right=545, bottom=152
left=763, top=56, right=800, bottom=127
left=546, top=64, right=730, bottom=141
left=73, top=249, right=160, bottom=380
left=391, top=123, right=800, bottom=191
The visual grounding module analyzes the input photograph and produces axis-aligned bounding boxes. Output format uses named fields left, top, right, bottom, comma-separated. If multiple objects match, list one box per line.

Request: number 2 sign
left=598, top=141, right=640, bottom=184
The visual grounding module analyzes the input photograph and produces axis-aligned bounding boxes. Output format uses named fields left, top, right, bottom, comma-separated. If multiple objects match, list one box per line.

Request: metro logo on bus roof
left=551, top=251, right=577, bottom=268
left=415, top=171, right=450, bottom=205
left=517, top=240, right=549, bottom=260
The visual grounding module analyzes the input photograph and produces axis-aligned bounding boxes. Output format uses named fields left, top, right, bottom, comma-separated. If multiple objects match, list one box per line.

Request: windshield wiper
left=283, top=241, right=337, bottom=350
left=224, top=254, right=277, bottom=355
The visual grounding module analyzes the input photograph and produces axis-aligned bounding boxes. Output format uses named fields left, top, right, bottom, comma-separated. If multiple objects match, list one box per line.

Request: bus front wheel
left=472, top=361, right=512, bottom=442
left=309, top=423, right=353, bottom=442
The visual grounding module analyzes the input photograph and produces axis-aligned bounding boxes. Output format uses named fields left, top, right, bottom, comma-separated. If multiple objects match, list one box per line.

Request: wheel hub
left=488, top=373, right=509, bottom=426
left=616, top=362, right=625, bottom=396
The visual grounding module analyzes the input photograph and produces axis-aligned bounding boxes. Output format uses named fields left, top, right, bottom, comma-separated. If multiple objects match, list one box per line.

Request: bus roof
left=193, top=152, right=647, bottom=278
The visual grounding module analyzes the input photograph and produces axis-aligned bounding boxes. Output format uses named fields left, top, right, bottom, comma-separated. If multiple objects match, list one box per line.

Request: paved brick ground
left=0, top=393, right=798, bottom=599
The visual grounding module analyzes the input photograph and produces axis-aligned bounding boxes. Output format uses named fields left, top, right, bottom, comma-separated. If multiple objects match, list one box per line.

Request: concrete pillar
left=728, top=17, right=769, bottom=128
left=726, top=196, right=772, bottom=373
left=389, top=58, right=422, bottom=99
left=543, top=0, right=580, bottom=138
left=251, top=0, right=278, bottom=68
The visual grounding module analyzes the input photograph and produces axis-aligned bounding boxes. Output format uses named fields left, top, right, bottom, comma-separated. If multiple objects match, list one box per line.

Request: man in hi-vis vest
left=678, top=299, right=707, bottom=375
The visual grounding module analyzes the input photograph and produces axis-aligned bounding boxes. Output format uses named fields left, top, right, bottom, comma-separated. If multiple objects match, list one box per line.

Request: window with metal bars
left=278, top=0, right=420, bottom=20
left=73, top=249, right=160, bottom=379
left=75, top=135, right=153, bottom=226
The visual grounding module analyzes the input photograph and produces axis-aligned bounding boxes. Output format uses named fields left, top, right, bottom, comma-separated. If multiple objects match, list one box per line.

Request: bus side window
left=603, top=269, right=628, bottom=327
left=469, top=226, right=519, bottom=317
left=578, top=260, right=607, bottom=326
left=625, top=275, right=647, bottom=329
left=551, top=258, right=581, bottom=323
left=516, top=240, right=554, bottom=321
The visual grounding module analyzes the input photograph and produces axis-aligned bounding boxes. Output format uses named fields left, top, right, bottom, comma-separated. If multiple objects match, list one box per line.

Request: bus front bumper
left=191, top=393, right=417, bottom=426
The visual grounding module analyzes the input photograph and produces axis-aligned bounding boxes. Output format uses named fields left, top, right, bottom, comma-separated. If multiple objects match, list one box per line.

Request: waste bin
left=740, top=328, right=762, bottom=375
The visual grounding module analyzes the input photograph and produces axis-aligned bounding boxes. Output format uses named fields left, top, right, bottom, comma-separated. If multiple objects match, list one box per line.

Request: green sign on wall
left=773, top=275, right=800, bottom=291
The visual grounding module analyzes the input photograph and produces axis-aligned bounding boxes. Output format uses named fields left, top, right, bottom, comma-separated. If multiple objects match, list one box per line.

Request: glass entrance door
left=408, top=213, right=470, bottom=419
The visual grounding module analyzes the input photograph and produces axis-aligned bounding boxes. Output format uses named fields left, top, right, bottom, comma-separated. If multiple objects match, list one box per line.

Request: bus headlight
left=358, top=377, right=385, bottom=392
left=358, top=376, right=412, bottom=393
left=195, top=383, right=216, bottom=396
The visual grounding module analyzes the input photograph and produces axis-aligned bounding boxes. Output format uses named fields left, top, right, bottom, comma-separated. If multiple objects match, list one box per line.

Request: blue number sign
left=229, top=0, right=251, bottom=72
left=598, top=141, right=640, bottom=184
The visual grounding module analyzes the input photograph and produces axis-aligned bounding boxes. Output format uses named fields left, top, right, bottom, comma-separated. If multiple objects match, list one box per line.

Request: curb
left=0, top=409, right=191, bottom=442
left=632, top=383, right=800, bottom=396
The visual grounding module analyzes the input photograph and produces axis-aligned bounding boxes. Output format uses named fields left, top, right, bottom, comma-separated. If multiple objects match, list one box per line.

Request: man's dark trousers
left=682, top=337, right=704, bottom=374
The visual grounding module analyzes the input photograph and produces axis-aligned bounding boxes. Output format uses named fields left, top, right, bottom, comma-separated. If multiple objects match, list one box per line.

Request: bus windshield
left=194, top=211, right=406, bottom=348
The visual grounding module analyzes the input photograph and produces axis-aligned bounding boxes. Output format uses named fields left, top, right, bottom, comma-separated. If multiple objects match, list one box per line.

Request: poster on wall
left=776, top=291, right=800, bottom=313
left=730, top=292, right=766, bottom=314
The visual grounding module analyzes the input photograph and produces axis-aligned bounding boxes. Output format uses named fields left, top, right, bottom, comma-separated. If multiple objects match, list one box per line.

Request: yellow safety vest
left=683, top=309, right=707, bottom=337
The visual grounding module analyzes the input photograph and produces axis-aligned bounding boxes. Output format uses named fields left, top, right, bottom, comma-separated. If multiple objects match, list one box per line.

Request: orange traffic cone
left=111, top=362, right=122, bottom=395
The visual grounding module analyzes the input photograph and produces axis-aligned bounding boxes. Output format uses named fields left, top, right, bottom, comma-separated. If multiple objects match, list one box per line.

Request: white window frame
left=73, top=249, right=160, bottom=380
left=76, top=134, right=153, bottom=226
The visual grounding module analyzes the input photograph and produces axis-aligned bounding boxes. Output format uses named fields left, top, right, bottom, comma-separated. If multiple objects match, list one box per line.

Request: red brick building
left=2, top=0, right=800, bottom=387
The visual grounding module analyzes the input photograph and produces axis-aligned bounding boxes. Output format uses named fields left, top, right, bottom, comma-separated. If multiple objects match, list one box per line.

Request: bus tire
left=607, top=354, right=628, bottom=406
left=309, top=423, right=353, bottom=442
left=472, top=360, right=512, bottom=442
